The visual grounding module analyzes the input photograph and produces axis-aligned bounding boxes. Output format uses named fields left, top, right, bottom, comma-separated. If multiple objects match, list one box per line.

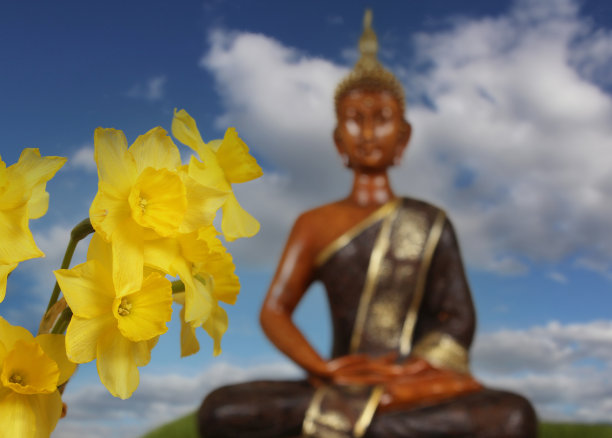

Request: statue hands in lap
left=198, top=10, right=537, bottom=438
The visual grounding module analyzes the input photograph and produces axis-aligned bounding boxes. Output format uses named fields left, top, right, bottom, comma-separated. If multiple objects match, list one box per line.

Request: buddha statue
left=198, top=10, right=537, bottom=438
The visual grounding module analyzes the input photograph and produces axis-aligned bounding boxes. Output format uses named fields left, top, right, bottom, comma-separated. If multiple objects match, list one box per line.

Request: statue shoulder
left=399, top=196, right=447, bottom=218
left=288, top=200, right=357, bottom=258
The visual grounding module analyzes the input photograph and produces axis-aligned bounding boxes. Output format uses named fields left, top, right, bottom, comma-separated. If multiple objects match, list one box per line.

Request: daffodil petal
left=0, top=204, right=44, bottom=265
left=0, top=317, right=34, bottom=351
left=87, top=233, right=113, bottom=269
left=129, top=127, right=181, bottom=173
left=197, top=226, right=225, bottom=254
left=221, top=192, right=260, bottom=241
left=65, top=314, right=114, bottom=364
left=54, top=260, right=115, bottom=318
left=0, top=390, right=63, bottom=438
left=89, top=190, right=132, bottom=242
left=9, top=148, right=66, bottom=190
left=27, top=183, right=50, bottom=220
left=36, top=334, right=76, bottom=386
left=7, top=149, right=66, bottom=220
left=96, top=328, right=139, bottom=399
left=187, top=154, right=231, bottom=192
left=132, top=337, right=158, bottom=367
left=171, top=109, right=206, bottom=152
left=94, top=128, right=137, bottom=199
left=207, top=139, right=223, bottom=152
left=206, top=251, right=240, bottom=305
left=216, top=128, right=263, bottom=184
left=202, top=303, right=229, bottom=356
left=0, top=391, right=36, bottom=438
left=112, top=220, right=144, bottom=297
left=0, top=340, right=7, bottom=365
left=179, top=306, right=199, bottom=358
left=177, top=232, right=210, bottom=265
left=177, top=264, right=212, bottom=326
left=29, top=392, right=63, bottom=438
left=0, top=263, right=17, bottom=303
left=143, top=237, right=179, bottom=275
left=115, top=273, right=172, bottom=342
left=179, top=174, right=228, bottom=234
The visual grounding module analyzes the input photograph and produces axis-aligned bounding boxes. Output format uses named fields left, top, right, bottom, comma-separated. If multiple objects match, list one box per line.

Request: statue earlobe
left=394, top=121, right=411, bottom=166
left=333, top=127, right=350, bottom=167
left=402, top=121, right=412, bottom=146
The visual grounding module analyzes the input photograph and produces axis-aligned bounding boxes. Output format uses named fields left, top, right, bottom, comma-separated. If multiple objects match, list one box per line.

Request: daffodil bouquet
left=0, top=110, right=262, bottom=437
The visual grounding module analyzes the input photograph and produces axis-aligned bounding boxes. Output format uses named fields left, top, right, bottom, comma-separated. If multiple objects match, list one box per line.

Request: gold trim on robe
left=398, top=210, right=446, bottom=356
left=315, top=198, right=401, bottom=268
left=303, top=384, right=384, bottom=438
left=349, top=204, right=398, bottom=354
left=411, top=331, right=470, bottom=374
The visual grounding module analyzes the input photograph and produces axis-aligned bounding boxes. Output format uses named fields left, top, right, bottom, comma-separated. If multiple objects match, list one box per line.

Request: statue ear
left=394, top=121, right=412, bottom=164
left=333, top=127, right=350, bottom=168
left=333, top=126, right=344, bottom=153
left=401, top=121, right=412, bottom=146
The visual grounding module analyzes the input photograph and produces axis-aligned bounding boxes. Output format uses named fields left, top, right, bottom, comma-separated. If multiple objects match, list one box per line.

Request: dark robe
left=198, top=198, right=537, bottom=438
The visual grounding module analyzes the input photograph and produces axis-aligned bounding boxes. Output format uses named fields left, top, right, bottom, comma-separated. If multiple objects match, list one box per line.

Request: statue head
left=334, top=10, right=411, bottom=173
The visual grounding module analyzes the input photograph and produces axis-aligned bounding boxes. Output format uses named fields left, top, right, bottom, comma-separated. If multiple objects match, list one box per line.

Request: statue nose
left=362, top=119, right=374, bottom=141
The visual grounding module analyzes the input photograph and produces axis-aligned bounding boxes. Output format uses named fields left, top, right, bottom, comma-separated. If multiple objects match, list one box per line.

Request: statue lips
left=356, top=141, right=383, bottom=166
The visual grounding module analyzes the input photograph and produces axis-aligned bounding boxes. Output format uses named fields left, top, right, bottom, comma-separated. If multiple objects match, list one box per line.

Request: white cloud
left=201, top=0, right=612, bottom=277
left=55, top=362, right=301, bottom=438
left=126, top=75, right=167, bottom=101
left=472, top=320, right=612, bottom=422
left=547, top=271, right=568, bottom=284
left=68, top=145, right=96, bottom=173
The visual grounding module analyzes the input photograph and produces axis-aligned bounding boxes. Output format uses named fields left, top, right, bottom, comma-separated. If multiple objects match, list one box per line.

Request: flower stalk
left=45, top=218, right=95, bottom=314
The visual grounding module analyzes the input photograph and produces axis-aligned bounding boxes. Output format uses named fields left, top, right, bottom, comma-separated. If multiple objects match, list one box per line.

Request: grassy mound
left=539, top=422, right=612, bottom=437
left=140, top=412, right=612, bottom=438
left=141, top=413, right=198, bottom=438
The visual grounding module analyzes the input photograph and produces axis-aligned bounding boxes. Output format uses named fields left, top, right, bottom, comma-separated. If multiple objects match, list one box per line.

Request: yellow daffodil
left=174, top=292, right=229, bottom=358
left=145, top=226, right=239, bottom=334
left=0, top=317, right=76, bottom=438
left=54, top=234, right=172, bottom=399
left=0, top=149, right=66, bottom=302
left=89, top=126, right=227, bottom=297
left=178, top=231, right=238, bottom=357
left=172, top=109, right=263, bottom=241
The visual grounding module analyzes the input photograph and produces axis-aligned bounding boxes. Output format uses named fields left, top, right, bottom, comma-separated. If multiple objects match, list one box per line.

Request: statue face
left=335, top=89, right=409, bottom=172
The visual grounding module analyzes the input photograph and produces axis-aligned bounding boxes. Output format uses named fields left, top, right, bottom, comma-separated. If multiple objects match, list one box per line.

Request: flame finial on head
left=335, top=9, right=405, bottom=110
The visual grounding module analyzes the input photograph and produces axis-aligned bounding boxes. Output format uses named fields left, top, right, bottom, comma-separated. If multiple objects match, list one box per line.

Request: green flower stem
left=45, top=218, right=95, bottom=313
left=51, top=307, right=73, bottom=335
left=172, top=280, right=185, bottom=294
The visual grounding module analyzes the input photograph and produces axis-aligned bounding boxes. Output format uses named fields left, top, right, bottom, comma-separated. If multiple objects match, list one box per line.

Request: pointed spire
left=335, top=9, right=405, bottom=110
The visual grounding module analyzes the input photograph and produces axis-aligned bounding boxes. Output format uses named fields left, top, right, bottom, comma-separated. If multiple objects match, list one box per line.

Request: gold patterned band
left=303, top=384, right=384, bottom=438
left=411, top=331, right=470, bottom=374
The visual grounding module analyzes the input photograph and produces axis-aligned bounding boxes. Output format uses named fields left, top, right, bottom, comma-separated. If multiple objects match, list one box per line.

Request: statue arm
left=259, top=214, right=327, bottom=375
left=411, top=217, right=476, bottom=372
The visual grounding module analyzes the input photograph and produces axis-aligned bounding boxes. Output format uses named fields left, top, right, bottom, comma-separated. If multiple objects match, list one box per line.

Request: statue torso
left=311, top=197, right=445, bottom=359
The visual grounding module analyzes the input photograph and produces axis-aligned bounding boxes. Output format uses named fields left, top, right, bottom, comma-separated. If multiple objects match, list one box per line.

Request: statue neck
left=348, top=170, right=396, bottom=207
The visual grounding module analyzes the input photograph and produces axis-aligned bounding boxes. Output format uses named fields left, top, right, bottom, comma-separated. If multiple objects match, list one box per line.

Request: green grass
left=539, top=422, right=612, bottom=438
left=140, top=413, right=612, bottom=438
left=141, top=412, right=198, bottom=438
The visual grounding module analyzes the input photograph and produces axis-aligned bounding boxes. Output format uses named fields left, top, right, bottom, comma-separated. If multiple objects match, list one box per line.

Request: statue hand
left=328, top=353, right=403, bottom=385
left=379, top=369, right=483, bottom=412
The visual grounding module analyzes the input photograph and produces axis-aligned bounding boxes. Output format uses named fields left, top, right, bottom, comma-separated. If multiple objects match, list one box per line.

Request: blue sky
left=2, top=0, right=612, bottom=436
